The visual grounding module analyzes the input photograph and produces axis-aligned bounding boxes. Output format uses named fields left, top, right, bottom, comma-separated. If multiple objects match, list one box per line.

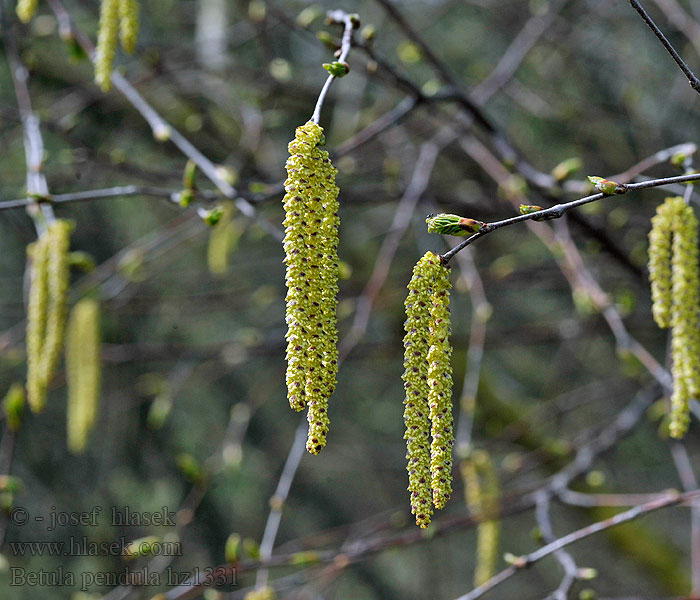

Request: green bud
left=290, top=550, right=321, bottom=566
left=322, top=61, right=350, bottom=77
left=670, top=152, right=688, bottom=169
left=361, top=25, right=375, bottom=41
left=587, top=176, right=627, bottom=195
left=68, top=251, right=96, bottom=272
left=179, top=189, right=194, bottom=208
left=199, top=206, right=224, bottom=226
left=426, top=213, right=485, bottom=236
left=3, top=384, right=25, bottom=432
left=225, top=533, right=241, bottom=563
left=242, top=537, right=260, bottom=560
left=551, top=157, right=582, bottom=182
left=183, top=159, right=197, bottom=190
left=316, top=31, right=337, bottom=49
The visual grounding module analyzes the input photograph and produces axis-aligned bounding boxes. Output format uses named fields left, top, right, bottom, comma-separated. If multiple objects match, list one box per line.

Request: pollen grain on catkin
left=282, top=121, right=340, bottom=454
left=66, top=298, right=101, bottom=454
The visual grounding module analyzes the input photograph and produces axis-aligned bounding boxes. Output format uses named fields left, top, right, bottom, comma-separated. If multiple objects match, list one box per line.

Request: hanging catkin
left=118, top=0, right=139, bottom=54
left=402, top=251, right=454, bottom=527
left=26, top=237, right=49, bottom=412
left=16, top=0, right=38, bottom=23
left=66, top=298, right=101, bottom=453
left=95, top=0, right=120, bottom=92
left=461, top=450, right=500, bottom=586
left=428, top=263, right=453, bottom=509
left=282, top=121, right=340, bottom=454
left=648, top=196, right=700, bottom=438
left=26, top=221, right=72, bottom=413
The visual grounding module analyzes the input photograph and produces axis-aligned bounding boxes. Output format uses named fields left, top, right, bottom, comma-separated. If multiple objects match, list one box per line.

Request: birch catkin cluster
left=95, top=0, right=140, bottom=91
left=648, top=196, right=700, bottom=438
left=26, top=220, right=72, bottom=413
left=283, top=121, right=340, bottom=454
left=66, top=298, right=101, bottom=454
left=402, top=251, right=454, bottom=527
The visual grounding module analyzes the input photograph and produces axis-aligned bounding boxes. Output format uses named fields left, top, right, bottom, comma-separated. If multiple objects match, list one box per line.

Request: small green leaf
left=322, top=61, right=350, bottom=77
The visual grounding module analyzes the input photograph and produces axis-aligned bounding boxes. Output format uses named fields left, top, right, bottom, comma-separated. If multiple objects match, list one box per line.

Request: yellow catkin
left=649, top=200, right=675, bottom=328
left=66, top=299, right=101, bottom=453
left=461, top=450, right=501, bottom=587
left=95, top=0, right=120, bottom=92
left=670, top=199, right=700, bottom=437
left=40, top=220, right=72, bottom=393
left=428, top=260, right=453, bottom=509
left=16, top=0, right=38, bottom=23
left=282, top=121, right=340, bottom=454
left=402, top=252, right=437, bottom=528
left=649, top=197, right=700, bottom=438
left=26, top=237, right=49, bottom=412
left=118, top=0, right=139, bottom=54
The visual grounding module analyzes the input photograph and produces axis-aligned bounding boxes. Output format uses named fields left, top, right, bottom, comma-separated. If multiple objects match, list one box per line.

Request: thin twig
left=45, top=0, right=281, bottom=241
left=440, top=171, right=700, bottom=264
left=535, top=491, right=579, bottom=600
left=311, top=10, right=357, bottom=124
left=455, top=488, right=697, bottom=600
left=3, top=18, right=56, bottom=232
left=628, top=0, right=700, bottom=92
left=255, top=418, right=308, bottom=589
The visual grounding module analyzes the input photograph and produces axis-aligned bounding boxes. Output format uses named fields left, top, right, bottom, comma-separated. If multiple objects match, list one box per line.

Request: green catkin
left=39, top=220, right=72, bottom=392
left=649, top=200, right=675, bottom=328
left=16, top=0, right=38, bottom=23
left=428, top=261, right=453, bottom=509
left=3, top=383, right=26, bottom=432
left=282, top=121, right=340, bottom=454
left=648, top=197, right=700, bottom=438
left=66, top=299, right=101, bottom=454
left=402, top=252, right=438, bottom=528
left=118, top=0, right=139, bottom=54
left=670, top=199, right=700, bottom=437
left=26, top=237, right=49, bottom=413
left=462, top=451, right=501, bottom=587
left=95, top=0, right=120, bottom=92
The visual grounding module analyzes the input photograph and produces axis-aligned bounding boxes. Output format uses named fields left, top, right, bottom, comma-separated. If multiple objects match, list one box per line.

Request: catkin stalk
left=66, top=299, right=101, bottom=453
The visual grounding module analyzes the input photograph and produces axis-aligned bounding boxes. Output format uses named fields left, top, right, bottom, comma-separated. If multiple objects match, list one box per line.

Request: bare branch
left=629, top=0, right=700, bottom=93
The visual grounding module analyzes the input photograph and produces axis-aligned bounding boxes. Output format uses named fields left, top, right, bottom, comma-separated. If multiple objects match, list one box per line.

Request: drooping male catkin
left=428, top=263, right=453, bottom=509
left=41, top=220, right=72, bottom=389
left=461, top=450, right=500, bottom=587
left=648, top=196, right=700, bottom=438
left=282, top=121, right=340, bottom=454
left=26, top=237, right=49, bottom=412
left=26, top=221, right=72, bottom=413
left=95, top=0, right=120, bottom=92
left=16, top=0, right=38, bottom=23
left=66, top=298, right=101, bottom=453
left=403, top=251, right=454, bottom=527
left=118, top=0, right=139, bottom=54
left=403, top=253, right=435, bottom=528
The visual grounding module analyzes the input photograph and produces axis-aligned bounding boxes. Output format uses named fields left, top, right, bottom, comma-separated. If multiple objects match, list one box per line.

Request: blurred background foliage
left=1, top=0, right=700, bottom=598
